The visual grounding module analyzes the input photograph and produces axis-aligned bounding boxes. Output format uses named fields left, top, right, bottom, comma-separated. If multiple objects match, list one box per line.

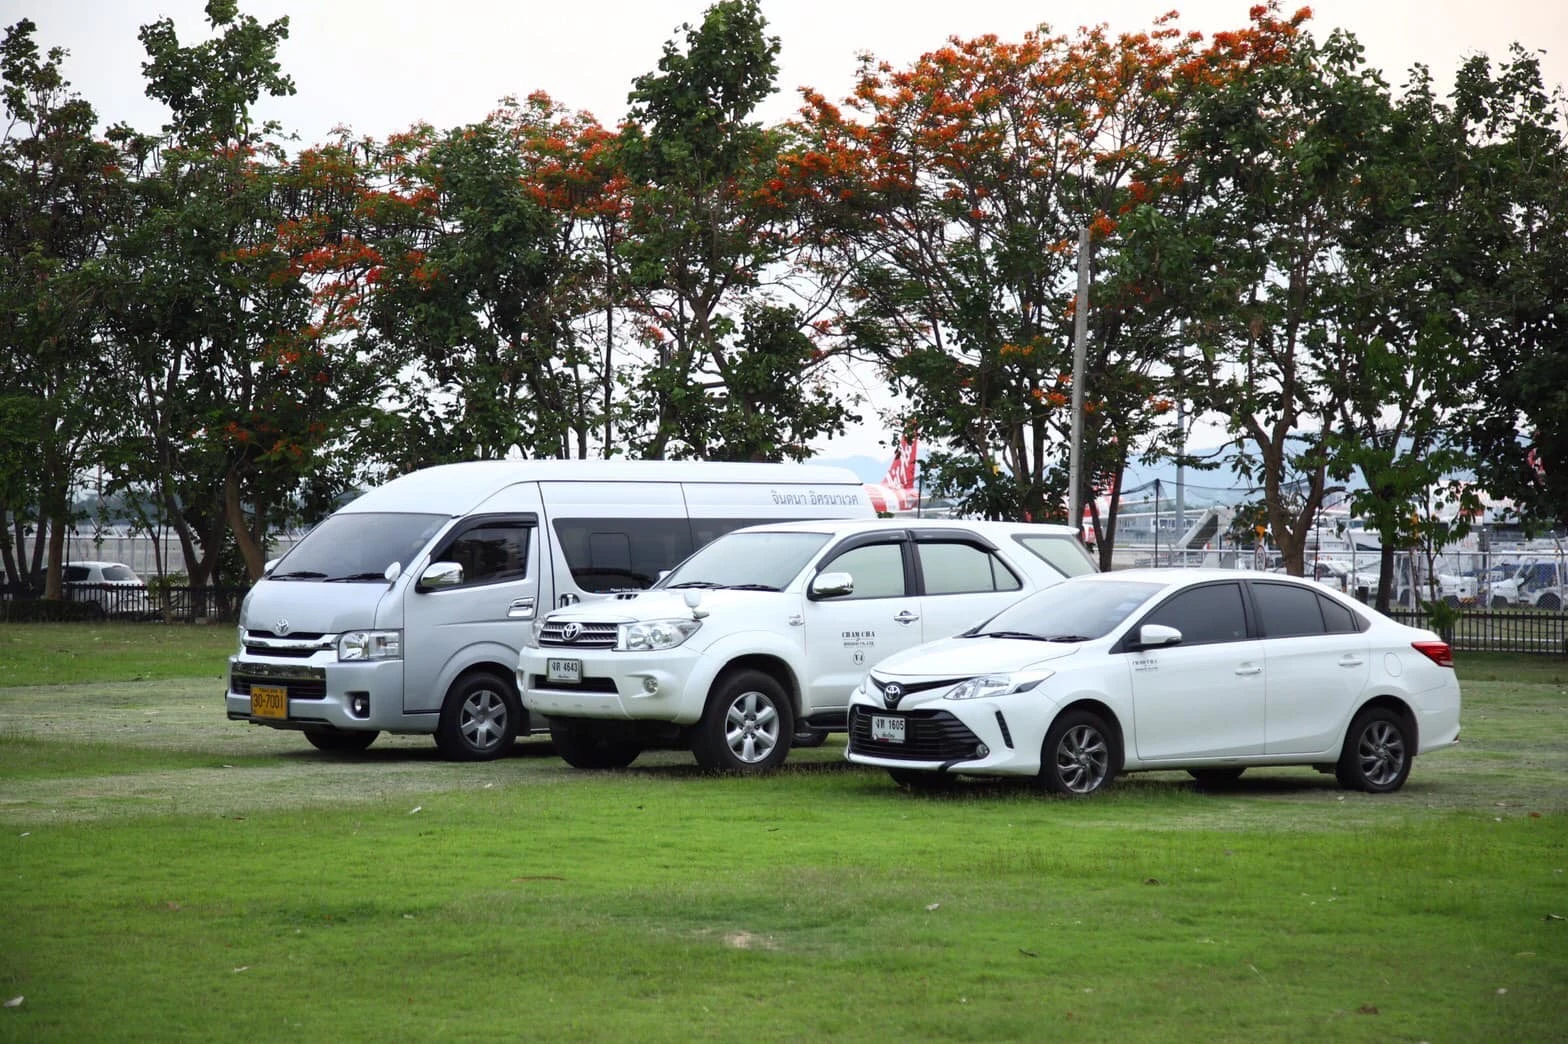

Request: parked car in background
left=520, top=519, right=1097, bottom=774
left=846, top=569, right=1461, bottom=796
left=62, top=561, right=152, bottom=618
left=1488, top=559, right=1566, bottom=610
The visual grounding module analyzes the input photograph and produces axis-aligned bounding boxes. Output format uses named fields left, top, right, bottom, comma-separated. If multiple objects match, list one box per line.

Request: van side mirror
left=418, top=561, right=464, bottom=591
left=810, top=571, right=854, bottom=599
left=1135, top=623, right=1182, bottom=649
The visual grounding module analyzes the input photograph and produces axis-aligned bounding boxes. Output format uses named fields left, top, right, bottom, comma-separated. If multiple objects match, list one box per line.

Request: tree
left=1449, top=48, right=1568, bottom=531
left=1171, top=20, right=1393, bottom=576
left=789, top=8, right=1302, bottom=557
left=615, top=0, right=856, bottom=461
left=107, top=1, right=383, bottom=582
left=0, top=19, right=139, bottom=595
left=355, top=95, right=610, bottom=467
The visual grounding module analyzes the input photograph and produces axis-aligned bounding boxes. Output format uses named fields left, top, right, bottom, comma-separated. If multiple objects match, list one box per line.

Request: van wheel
left=435, top=671, right=520, bottom=761
left=691, top=669, right=793, bottom=774
left=549, top=719, right=641, bottom=769
left=304, top=728, right=379, bottom=753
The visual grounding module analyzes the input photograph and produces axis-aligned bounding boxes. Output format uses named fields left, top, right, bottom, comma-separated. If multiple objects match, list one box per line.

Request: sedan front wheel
left=1038, top=709, right=1116, bottom=797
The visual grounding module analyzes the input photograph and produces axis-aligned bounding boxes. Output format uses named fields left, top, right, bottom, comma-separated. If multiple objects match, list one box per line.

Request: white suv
left=518, top=519, right=1095, bottom=773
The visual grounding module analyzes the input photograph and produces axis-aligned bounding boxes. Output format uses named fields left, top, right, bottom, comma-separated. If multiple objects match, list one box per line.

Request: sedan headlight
left=338, top=630, right=403, bottom=661
left=618, top=618, right=702, bottom=652
left=945, top=671, right=1052, bottom=701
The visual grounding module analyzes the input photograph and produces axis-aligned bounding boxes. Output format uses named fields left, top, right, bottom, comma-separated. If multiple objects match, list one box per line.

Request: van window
left=433, top=521, right=532, bottom=586
left=1013, top=534, right=1098, bottom=577
left=917, top=541, right=1022, bottom=595
left=553, top=518, right=694, bottom=593
left=553, top=517, right=798, bottom=593
left=273, top=512, right=447, bottom=581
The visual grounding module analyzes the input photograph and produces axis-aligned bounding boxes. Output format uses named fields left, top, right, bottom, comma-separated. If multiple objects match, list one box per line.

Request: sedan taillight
left=1412, top=641, right=1453, bottom=668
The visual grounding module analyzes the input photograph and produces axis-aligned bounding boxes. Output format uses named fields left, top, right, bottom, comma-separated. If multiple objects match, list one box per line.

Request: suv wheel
left=691, top=669, right=794, bottom=774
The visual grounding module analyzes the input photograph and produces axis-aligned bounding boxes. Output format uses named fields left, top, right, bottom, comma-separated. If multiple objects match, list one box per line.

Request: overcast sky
left=13, top=0, right=1567, bottom=465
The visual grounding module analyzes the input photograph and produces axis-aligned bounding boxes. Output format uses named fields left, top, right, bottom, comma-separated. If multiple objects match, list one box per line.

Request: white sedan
left=845, top=569, right=1461, bottom=796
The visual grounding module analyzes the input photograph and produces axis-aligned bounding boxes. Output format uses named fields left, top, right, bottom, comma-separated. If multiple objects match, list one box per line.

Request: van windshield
left=656, top=531, right=832, bottom=591
left=272, top=513, right=448, bottom=582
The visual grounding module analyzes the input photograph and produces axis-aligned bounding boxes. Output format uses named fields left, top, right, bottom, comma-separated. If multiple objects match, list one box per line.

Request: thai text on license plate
left=251, top=684, right=288, bottom=720
left=546, top=658, right=582, bottom=684
left=870, top=714, right=905, bottom=743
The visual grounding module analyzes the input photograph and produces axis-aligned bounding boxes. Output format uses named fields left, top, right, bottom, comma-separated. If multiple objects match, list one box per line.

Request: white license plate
left=870, top=714, right=905, bottom=743
left=546, top=658, right=582, bottom=684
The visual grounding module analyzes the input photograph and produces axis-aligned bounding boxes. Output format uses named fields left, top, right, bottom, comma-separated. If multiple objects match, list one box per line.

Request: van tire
left=435, top=671, right=521, bottom=761
left=691, top=669, right=794, bottom=774
left=304, top=728, right=379, bottom=753
left=549, top=720, right=641, bottom=769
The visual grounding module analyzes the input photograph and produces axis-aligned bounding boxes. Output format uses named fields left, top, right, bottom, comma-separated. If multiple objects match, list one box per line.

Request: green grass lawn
left=1, top=626, right=1565, bottom=1041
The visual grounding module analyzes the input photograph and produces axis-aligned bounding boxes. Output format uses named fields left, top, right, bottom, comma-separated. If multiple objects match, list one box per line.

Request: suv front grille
left=538, top=621, right=620, bottom=649
left=846, top=706, right=985, bottom=762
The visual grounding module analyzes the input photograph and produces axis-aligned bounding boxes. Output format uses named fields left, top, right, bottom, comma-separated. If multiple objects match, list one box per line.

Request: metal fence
left=1383, top=607, right=1568, bottom=656
left=2, top=583, right=247, bottom=624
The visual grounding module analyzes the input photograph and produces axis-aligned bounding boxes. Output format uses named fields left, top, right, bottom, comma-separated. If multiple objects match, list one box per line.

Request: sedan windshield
left=271, top=512, right=448, bottom=582
left=657, top=531, right=832, bottom=591
left=965, top=578, right=1164, bottom=641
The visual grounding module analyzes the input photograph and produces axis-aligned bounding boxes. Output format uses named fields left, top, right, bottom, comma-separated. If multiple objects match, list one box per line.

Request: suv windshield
left=272, top=512, right=448, bottom=582
left=657, top=531, right=832, bottom=591
left=966, top=579, right=1163, bottom=641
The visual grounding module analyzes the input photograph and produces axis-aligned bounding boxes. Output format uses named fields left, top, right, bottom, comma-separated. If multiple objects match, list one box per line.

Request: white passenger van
left=225, top=460, right=873, bottom=760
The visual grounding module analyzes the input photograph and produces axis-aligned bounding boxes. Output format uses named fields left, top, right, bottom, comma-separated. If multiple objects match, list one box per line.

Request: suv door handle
left=508, top=597, right=536, bottom=619
left=894, top=610, right=920, bottom=625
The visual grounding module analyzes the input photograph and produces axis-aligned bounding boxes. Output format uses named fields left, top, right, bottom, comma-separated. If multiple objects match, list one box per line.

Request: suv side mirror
left=1135, top=623, right=1182, bottom=649
left=809, top=571, right=854, bottom=599
left=418, top=561, right=464, bottom=591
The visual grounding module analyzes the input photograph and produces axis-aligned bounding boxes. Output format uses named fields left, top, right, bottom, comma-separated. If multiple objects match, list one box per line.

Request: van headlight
left=618, top=618, right=702, bottom=651
left=945, top=671, right=1052, bottom=700
left=339, top=630, right=403, bottom=661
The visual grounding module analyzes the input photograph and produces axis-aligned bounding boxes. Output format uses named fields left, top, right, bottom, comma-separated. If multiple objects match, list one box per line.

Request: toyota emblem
left=561, top=622, right=582, bottom=642
left=275, top=618, right=291, bottom=636
left=882, top=682, right=904, bottom=708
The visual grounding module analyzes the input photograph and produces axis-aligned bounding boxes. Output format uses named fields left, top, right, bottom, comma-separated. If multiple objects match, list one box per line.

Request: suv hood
left=872, top=635, right=1083, bottom=678
left=242, top=578, right=397, bottom=634
left=548, top=588, right=775, bottom=623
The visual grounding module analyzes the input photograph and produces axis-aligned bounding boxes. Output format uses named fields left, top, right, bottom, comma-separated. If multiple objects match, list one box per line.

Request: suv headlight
left=339, top=630, right=403, bottom=661
left=945, top=671, right=1052, bottom=701
left=618, top=618, right=702, bottom=652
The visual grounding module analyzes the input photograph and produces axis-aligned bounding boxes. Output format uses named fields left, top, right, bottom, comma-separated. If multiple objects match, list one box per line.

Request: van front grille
left=231, top=664, right=327, bottom=701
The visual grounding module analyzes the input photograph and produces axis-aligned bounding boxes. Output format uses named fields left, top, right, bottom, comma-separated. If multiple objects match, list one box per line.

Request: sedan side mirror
left=418, top=561, right=464, bottom=591
left=1136, top=623, right=1183, bottom=649
left=809, top=571, right=855, bottom=599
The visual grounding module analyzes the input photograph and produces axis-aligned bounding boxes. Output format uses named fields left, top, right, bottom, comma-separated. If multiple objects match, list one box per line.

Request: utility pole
left=1068, top=226, right=1090, bottom=537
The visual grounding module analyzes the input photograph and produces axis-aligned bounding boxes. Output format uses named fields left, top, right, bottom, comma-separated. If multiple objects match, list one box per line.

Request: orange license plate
left=251, top=684, right=288, bottom=720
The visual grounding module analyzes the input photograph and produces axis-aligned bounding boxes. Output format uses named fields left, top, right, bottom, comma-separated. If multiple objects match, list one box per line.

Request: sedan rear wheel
left=1336, top=706, right=1413, bottom=793
left=1038, top=709, right=1116, bottom=797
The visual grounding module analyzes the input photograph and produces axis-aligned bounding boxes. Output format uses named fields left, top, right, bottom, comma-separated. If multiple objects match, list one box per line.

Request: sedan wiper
left=270, top=570, right=326, bottom=580
left=665, top=581, right=724, bottom=589
left=1044, top=635, right=1092, bottom=643
left=968, top=630, right=1052, bottom=641
left=723, top=583, right=780, bottom=592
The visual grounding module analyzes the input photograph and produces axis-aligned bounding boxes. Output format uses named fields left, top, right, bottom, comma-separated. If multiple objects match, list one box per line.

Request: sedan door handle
left=894, top=610, right=920, bottom=625
left=1234, top=664, right=1263, bottom=677
left=1338, top=656, right=1365, bottom=667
